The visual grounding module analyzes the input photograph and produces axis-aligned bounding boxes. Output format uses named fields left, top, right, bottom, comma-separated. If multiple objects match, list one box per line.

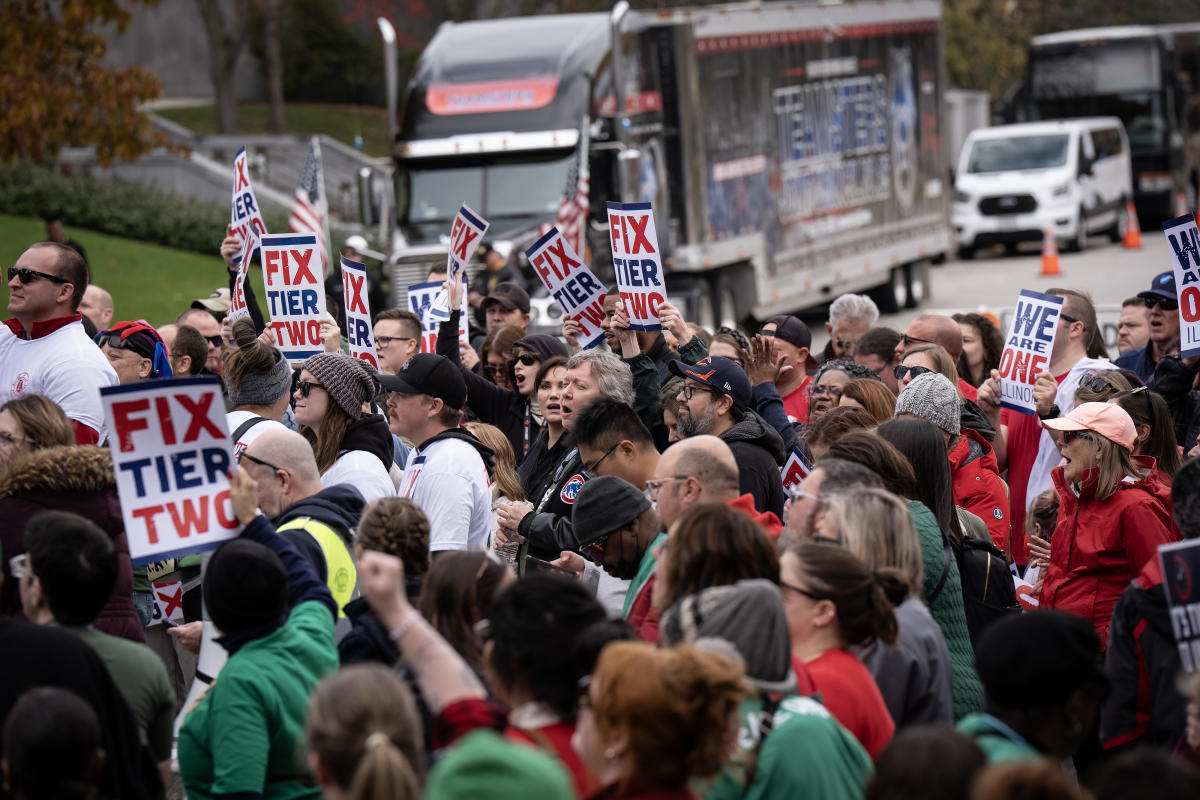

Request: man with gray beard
left=668, top=355, right=786, bottom=516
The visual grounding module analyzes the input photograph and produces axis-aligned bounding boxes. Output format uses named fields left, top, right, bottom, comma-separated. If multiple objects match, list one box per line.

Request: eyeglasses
left=893, top=364, right=933, bottom=381
left=678, top=384, right=718, bottom=402
left=1143, top=296, right=1178, bottom=311
left=7, top=266, right=69, bottom=285
left=1061, top=429, right=1096, bottom=446
left=786, top=487, right=820, bottom=505
left=1059, top=312, right=1080, bottom=324
left=204, top=334, right=224, bottom=348
left=9, top=553, right=34, bottom=582
left=375, top=335, right=415, bottom=346
left=482, top=363, right=504, bottom=377
left=238, top=450, right=283, bottom=475
left=646, top=476, right=687, bottom=500
left=582, top=442, right=619, bottom=477
left=296, top=380, right=325, bottom=398
left=780, top=580, right=823, bottom=601
left=0, top=431, right=25, bottom=448
left=579, top=533, right=611, bottom=564
left=1081, top=372, right=1115, bottom=394
left=900, top=333, right=935, bottom=348
left=834, top=337, right=859, bottom=353
left=810, top=384, right=842, bottom=399
left=512, top=353, right=539, bottom=367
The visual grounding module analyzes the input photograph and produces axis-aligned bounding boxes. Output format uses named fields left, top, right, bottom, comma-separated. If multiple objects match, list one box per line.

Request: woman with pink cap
left=1039, top=402, right=1178, bottom=649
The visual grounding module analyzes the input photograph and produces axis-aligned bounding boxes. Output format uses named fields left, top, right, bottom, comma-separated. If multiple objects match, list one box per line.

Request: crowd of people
left=2, top=233, right=1200, bottom=800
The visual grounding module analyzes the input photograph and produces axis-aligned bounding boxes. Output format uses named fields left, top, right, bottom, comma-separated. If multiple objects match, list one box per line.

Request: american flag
left=288, top=136, right=331, bottom=271
left=555, top=118, right=590, bottom=258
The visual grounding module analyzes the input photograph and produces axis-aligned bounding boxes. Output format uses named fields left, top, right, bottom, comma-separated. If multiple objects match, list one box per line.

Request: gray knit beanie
left=302, top=353, right=380, bottom=419
left=894, top=371, right=961, bottom=436
left=225, top=349, right=294, bottom=406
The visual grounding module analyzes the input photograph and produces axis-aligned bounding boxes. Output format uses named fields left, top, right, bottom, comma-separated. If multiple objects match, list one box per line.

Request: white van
left=952, top=119, right=1133, bottom=259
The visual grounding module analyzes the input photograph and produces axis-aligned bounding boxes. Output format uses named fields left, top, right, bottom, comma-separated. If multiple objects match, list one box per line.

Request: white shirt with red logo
left=400, top=437, right=490, bottom=552
left=0, top=316, right=118, bottom=441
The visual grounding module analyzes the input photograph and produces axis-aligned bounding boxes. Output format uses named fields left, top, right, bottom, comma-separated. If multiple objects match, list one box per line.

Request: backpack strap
left=928, top=537, right=953, bottom=604
left=231, top=415, right=270, bottom=446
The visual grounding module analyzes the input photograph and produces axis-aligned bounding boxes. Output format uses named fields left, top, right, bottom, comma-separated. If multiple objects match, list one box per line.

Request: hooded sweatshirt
left=323, top=413, right=395, bottom=502
left=437, top=315, right=568, bottom=463
left=401, top=427, right=496, bottom=552
left=720, top=410, right=787, bottom=517
left=273, top=484, right=366, bottom=586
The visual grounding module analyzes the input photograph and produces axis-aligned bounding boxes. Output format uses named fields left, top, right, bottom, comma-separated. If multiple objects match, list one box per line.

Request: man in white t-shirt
left=381, top=353, right=494, bottom=552
left=1, top=242, right=118, bottom=443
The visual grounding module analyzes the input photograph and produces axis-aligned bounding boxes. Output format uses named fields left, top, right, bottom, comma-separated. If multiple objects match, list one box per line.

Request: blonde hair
left=0, top=394, right=74, bottom=452
left=821, top=488, right=924, bottom=599
left=1092, top=434, right=1142, bottom=502
left=306, top=664, right=423, bottom=800
left=465, top=422, right=523, bottom=501
left=902, top=343, right=961, bottom=396
left=591, top=642, right=749, bottom=792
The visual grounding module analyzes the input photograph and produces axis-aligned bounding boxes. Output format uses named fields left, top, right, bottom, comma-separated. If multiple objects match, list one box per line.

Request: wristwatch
left=1038, top=404, right=1060, bottom=420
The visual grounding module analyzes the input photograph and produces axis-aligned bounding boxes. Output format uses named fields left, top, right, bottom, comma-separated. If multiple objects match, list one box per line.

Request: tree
left=262, top=0, right=286, bottom=133
left=196, top=0, right=252, bottom=134
left=0, top=0, right=165, bottom=166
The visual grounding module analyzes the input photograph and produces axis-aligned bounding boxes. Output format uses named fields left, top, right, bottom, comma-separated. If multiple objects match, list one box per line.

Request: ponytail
left=346, top=732, right=420, bottom=800
left=786, top=543, right=899, bottom=648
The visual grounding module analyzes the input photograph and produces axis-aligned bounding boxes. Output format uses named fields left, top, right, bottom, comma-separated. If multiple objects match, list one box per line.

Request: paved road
left=804, top=232, right=1172, bottom=353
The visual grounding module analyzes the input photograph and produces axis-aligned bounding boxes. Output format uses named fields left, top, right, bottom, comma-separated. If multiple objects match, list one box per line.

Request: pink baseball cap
left=1042, top=402, right=1136, bottom=451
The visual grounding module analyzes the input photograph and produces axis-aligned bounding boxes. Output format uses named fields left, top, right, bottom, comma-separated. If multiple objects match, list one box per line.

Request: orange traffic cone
left=1177, top=192, right=1190, bottom=218
left=1040, top=227, right=1060, bottom=276
left=1123, top=202, right=1142, bottom=249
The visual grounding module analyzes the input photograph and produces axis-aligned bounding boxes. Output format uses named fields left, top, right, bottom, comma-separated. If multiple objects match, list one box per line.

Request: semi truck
left=374, top=0, right=951, bottom=327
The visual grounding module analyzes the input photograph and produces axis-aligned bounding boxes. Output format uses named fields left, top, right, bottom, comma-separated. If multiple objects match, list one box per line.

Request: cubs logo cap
left=668, top=355, right=752, bottom=411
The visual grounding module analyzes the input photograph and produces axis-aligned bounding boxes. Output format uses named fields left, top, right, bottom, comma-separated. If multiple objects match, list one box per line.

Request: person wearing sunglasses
left=820, top=293, right=879, bottom=362
left=95, top=320, right=173, bottom=384
left=2, top=242, right=118, bottom=445
left=894, top=313, right=980, bottom=398
left=1115, top=272, right=1182, bottom=384
left=174, top=308, right=226, bottom=374
left=1040, top=402, right=1178, bottom=648
left=437, top=273, right=568, bottom=464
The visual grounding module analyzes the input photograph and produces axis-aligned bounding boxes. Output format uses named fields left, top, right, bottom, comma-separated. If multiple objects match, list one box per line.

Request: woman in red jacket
left=1041, top=402, right=1178, bottom=649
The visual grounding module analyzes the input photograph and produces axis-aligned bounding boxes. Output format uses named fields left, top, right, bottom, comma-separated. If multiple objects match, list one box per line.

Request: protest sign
left=447, top=204, right=490, bottom=284
left=261, top=232, right=327, bottom=361
left=1158, top=538, right=1200, bottom=672
left=606, top=201, right=665, bottom=331
left=780, top=446, right=812, bottom=494
left=527, top=226, right=607, bottom=349
left=230, top=147, right=268, bottom=265
left=341, top=255, right=378, bottom=369
left=149, top=580, right=185, bottom=626
left=408, top=280, right=469, bottom=353
left=997, top=289, right=1063, bottom=416
left=102, top=377, right=238, bottom=566
left=228, top=231, right=257, bottom=323
left=1162, top=213, right=1200, bottom=357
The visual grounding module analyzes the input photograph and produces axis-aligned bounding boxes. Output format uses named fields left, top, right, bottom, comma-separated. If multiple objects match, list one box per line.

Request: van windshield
left=965, top=134, right=1071, bottom=174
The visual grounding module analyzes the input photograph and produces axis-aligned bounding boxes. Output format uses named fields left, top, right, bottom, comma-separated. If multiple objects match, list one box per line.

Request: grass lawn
left=156, top=103, right=391, bottom=157
left=0, top=214, right=267, bottom=329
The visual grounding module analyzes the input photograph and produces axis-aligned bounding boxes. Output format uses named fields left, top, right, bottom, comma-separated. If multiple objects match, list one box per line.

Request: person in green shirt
left=177, top=463, right=340, bottom=800
left=20, top=510, right=177, bottom=786
left=957, top=610, right=1109, bottom=765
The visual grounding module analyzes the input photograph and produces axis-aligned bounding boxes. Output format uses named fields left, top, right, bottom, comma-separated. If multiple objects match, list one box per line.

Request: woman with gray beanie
left=295, top=352, right=395, bottom=502
left=224, top=318, right=294, bottom=454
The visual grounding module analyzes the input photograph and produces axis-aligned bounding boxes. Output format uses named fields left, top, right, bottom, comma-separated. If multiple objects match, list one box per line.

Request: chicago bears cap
left=668, top=355, right=751, bottom=411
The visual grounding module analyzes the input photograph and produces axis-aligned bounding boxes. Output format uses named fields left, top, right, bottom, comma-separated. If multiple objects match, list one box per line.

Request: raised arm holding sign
left=102, top=377, right=239, bottom=565
left=526, top=226, right=607, bottom=349
left=341, top=255, right=378, bottom=369
left=1162, top=213, right=1200, bottom=357
left=997, top=289, right=1063, bottom=416
left=607, top=201, right=665, bottom=332
left=408, top=280, right=469, bottom=354
left=261, top=232, right=327, bottom=361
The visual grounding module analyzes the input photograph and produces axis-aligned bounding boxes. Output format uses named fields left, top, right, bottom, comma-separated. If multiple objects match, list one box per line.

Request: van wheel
left=957, top=245, right=976, bottom=261
left=870, top=266, right=907, bottom=314
left=905, top=262, right=930, bottom=308
left=1108, top=199, right=1127, bottom=243
left=1067, top=209, right=1087, bottom=252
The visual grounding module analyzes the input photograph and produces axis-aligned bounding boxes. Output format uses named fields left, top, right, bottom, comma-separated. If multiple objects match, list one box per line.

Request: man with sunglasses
left=174, top=308, right=225, bottom=373
left=1115, top=272, right=1181, bottom=384
left=96, top=321, right=172, bottom=384
left=1, top=242, right=117, bottom=444
left=895, top=312, right=979, bottom=402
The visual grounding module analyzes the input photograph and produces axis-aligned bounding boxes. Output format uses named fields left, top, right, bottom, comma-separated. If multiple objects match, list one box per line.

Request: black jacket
left=518, top=446, right=586, bottom=560
left=720, top=411, right=787, bottom=517
left=338, top=413, right=395, bottom=474
left=519, top=427, right=573, bottom=501
left=644, top=333, right=680, bottom=386
left=437, top=313, right=568, bottom=463
left=273, top=484, right=366, bottom=582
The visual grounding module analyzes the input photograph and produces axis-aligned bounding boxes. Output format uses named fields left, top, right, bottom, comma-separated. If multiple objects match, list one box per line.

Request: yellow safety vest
left=275, top=516, right=357, bottom=617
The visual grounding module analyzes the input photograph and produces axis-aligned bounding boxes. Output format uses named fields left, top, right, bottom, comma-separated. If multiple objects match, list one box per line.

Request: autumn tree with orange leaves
left=0, top=0, right=165, bottom=166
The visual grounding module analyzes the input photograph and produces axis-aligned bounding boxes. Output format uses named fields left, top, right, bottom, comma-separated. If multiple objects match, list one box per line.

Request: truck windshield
left=1032, top=92, right=1163, bottom=153
left=966, top=134, right=1070, bottom=174
left=405, top=152, right=575, bottom=225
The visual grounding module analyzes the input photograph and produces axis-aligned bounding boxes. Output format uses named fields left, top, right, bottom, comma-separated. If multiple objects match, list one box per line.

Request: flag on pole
left=555, top=117, right=590, bottom=259
left=288, top=136, right=331, bottom=273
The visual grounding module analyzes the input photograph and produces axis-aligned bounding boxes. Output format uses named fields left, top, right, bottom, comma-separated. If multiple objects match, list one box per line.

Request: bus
left=1021, top=25, right=1200, bottom=223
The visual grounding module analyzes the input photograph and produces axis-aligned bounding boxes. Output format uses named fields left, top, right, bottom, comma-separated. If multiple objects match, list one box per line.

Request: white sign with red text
left=341, top=255, right=378, bottom=369
left=228, top=230, right=257, bottom=323
left=1162, top=213, right=1200, bottom=357
left=102, top=377, right=238, bottom=565
left=149, top=580, right=185, bottom=625
left=261, top=232, right=327, bottom=361
left=429, top=204, right=490, bottom=321
left=781, top=446, right=813, bottom=494
left=607, top=201, right=665, bottom=331
left=230, top=147, right=268, bottom=266
left=408, top=280, right=469, bottom=354
left=526, top=226, right=606, bottom=349
left=998, top=289, right=1063, bottom=416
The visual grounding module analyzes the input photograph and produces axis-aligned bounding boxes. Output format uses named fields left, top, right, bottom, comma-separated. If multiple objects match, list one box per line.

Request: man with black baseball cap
left=1116, top=271, right=1181, bottom=383
left=381, top=353, right=495, bottom=552
left=758, top=314, right=819, bottom=422
left=668, top=355, right=786, bottom=516
left=482, top=281, right=530, bottom=334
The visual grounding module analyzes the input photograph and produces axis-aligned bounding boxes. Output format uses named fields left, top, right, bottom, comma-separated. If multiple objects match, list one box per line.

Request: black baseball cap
left=572, top=476, right=651, bottom=547
left=760, top=315, right=820, bottom=370
left=1137, top=271, right=1178, bottom=302
left=483, top=282, right=530, bottom=314
left=668, top=355, right=751, bottom=411
left=379, top=353, right=467, bottom=409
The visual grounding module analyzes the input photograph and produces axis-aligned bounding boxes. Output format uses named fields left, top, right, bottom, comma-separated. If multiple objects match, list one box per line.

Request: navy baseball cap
left=669, top=355, right=751, bottom=411
left=760, top=315, right=820, bottom=370
left=379, top=353, right=467, bottom=409
left=1138, top=271, right=1177, bottom=301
